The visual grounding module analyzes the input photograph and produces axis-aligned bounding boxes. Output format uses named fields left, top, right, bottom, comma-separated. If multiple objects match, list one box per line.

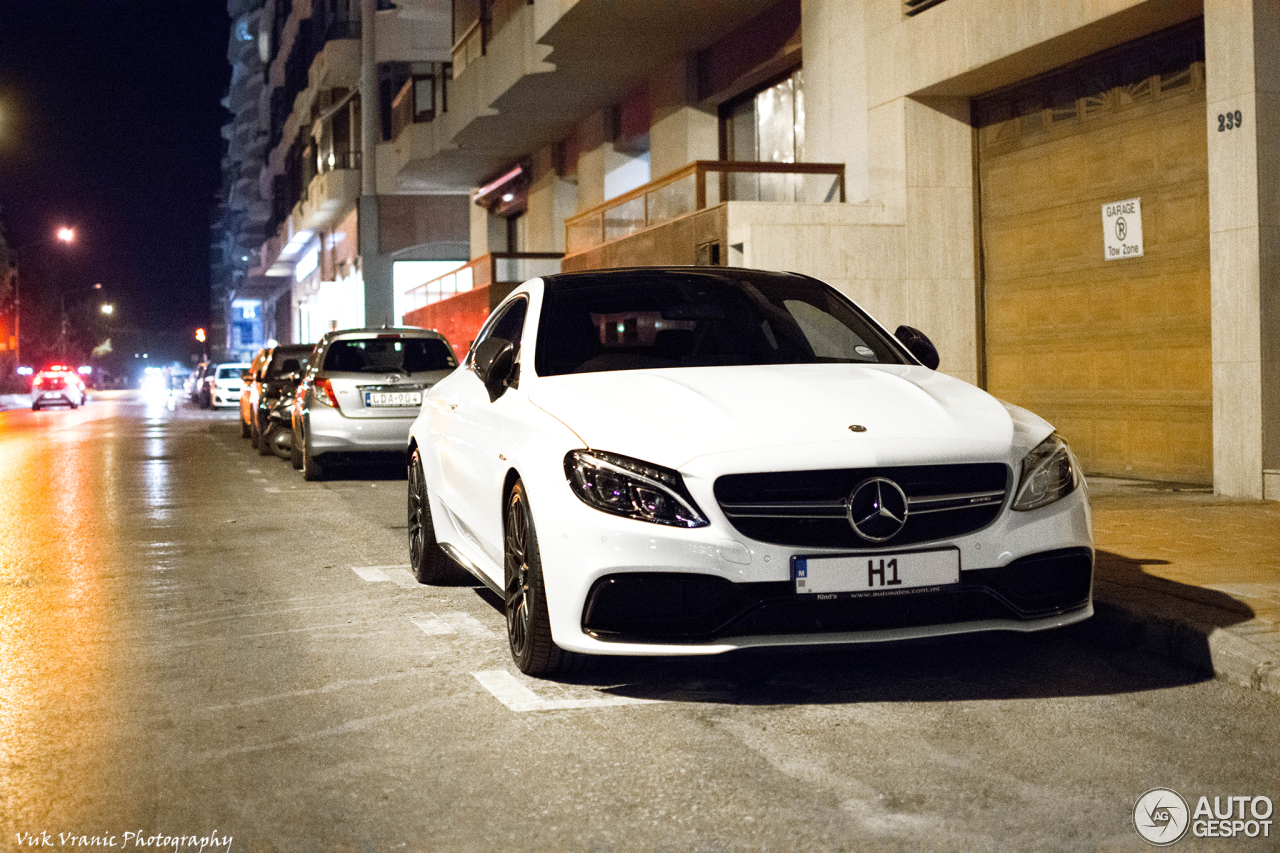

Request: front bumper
left=521, top=467, right=1093, bottom=657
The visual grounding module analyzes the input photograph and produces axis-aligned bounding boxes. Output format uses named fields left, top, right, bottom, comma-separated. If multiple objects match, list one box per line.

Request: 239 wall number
left=1218, top=110, right=1244, bottom=131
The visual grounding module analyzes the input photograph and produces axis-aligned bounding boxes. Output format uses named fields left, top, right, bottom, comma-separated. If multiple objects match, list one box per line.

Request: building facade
left=385, top=0, right=1278, bottom=502
left=216, top=0, right=1279, bottom=501
left=212, top=0, right=469, bottom=362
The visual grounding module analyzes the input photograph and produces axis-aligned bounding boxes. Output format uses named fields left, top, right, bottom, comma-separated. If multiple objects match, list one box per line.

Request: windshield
left=217, top=366, right=245, bottom=380
left=322, top=337, right=457, bottom=374
left=264, top=349, right=311, bottom=379
left=534, top=271, right=906, bottom=377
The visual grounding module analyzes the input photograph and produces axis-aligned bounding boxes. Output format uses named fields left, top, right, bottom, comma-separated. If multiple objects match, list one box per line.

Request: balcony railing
left=564, top=160, right=846, bottom=256
left=451, top=0, right=528, bottom=77
left=390, top=66, right=449, bottom=141
left=403, top=251, right=563, bottom=313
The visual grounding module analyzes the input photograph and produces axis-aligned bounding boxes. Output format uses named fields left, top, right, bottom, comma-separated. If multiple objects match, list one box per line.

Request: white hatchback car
left=407, top=268, right=1093, bottom=677
left=209, top=363, right=251, bottom=408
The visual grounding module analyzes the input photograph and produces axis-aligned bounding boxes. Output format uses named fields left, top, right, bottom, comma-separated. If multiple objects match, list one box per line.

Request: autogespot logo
left=1134, top=788, right=1190, bottom=846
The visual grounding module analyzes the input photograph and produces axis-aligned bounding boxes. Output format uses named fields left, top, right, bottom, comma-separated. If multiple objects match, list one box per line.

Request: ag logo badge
left=1134, top=787, right=1190, bottom=846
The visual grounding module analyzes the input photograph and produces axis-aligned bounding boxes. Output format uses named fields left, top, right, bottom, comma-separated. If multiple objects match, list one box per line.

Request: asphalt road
left=1, top=392, right=1276, bottom=852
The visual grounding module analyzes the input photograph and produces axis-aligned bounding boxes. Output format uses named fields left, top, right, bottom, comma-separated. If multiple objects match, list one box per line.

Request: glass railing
left=403, top=252, right=562, bottom=313
left=564, top=160, right=845, bottom=255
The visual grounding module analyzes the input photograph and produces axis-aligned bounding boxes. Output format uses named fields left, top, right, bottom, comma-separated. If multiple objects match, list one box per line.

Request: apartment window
left=721, top=68, right=805, bottom=201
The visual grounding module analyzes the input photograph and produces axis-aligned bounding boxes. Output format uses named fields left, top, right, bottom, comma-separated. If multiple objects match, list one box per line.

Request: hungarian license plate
left=364, top=390, right=422, bottom=408
left=792, top=549, right=959, bottom=598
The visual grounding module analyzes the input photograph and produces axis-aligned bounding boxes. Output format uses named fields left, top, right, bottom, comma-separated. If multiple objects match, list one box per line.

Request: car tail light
left=314, top=377, right=340, bottom=410
left=33, top=377, right=43, bottom=387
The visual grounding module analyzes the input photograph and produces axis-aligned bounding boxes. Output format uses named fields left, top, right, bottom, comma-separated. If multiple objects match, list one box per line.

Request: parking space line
left=412, top=612, right=495, bottom=637
left=384, top=568, right=421, bottom=589
left=351, top=566, right=391, bottom=582
left=472, top=669, right=662, bottom=713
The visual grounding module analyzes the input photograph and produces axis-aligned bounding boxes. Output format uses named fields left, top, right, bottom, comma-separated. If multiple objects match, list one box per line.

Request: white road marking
left=246, top=468, right=262, bottom=474
left=412, top=616, right=453, bottom=635
left=411, top=612, right=494, bottom=637
left=351, top=565, right=420, bottom=588
left=384, top=568, right=421, bottom=589
left=351, top=566, right=390, bottom=582
left=472, top=669, right=662, bottom=713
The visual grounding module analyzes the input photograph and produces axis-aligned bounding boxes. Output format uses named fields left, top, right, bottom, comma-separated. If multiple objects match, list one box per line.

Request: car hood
left=529, top=364, right=1053, bottom=471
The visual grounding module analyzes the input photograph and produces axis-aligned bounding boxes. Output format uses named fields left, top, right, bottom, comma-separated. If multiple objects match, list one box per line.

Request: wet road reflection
left=0, top=395, right=135, bottom=829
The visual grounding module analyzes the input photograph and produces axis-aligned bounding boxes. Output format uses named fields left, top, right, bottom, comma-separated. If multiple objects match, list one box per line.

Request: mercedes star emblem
left=847, top=477, right=909, bottom=542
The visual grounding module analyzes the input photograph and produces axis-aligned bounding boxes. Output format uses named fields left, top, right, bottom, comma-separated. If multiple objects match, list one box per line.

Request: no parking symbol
left=1102, top=197, right=1144, bottom=260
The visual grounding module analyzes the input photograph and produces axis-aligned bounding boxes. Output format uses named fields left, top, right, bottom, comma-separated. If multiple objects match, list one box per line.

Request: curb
left=1091, top=594, right=1280, bottom=696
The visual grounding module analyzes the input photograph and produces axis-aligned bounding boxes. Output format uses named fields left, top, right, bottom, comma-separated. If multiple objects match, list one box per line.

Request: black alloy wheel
left=504, top=480, right=582, bottom=678
left=408, top=449, right=462, bottom=583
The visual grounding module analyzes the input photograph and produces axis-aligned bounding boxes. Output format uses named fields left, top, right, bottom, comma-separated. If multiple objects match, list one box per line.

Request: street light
left=99, top=303, right=114, bottom=316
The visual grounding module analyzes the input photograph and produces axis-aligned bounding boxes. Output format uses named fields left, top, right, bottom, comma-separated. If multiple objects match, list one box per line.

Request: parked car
left=239, top=349, right=271, bottom=438
left=246, top=344, right=313, bottom=455
left=30, top=367, right=86, bottom=410
left=291, top=327, right=458, bottom=481
left=406, top=267, right=1094, bottom=677
left=190, top=361, right=217, bottom=407
left=207, top=363, right=251, bottom=408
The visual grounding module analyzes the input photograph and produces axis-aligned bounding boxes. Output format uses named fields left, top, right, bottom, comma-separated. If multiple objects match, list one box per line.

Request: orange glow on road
left=0, top=402, right=121, bottom=829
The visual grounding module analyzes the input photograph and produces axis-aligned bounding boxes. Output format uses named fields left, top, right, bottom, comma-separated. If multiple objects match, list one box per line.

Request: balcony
left=293, top=163, right=362, bottom=232
left=563, top=160, right=845, bottom=265
left=402, top=252, right=562, bottom=354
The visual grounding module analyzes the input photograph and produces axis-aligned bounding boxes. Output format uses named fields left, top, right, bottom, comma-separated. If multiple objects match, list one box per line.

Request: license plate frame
left=363, top=390, right=423, bottom=408
left=791, top=548, right=960, bottom=599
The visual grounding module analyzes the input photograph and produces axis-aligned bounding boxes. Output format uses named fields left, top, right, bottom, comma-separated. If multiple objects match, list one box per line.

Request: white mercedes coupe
left=407, top=268, right=1093, bottom=677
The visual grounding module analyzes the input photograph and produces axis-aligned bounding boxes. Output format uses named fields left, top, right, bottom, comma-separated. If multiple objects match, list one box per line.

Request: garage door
left=976, top=21, right=1210, bottom=484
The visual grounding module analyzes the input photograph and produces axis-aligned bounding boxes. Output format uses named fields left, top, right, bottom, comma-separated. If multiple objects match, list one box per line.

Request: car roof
left=320, top=327, right=447, bottom=341
left=538, top=266, right=810, bottom=292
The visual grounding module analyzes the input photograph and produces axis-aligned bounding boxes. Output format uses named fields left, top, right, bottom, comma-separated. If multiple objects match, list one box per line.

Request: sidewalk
left=1087, top=477, right=1280, bottom=695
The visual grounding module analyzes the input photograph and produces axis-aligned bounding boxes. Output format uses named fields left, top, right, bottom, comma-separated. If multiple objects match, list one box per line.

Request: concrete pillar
left=358, top=0, right=393, bottom=327
left=648, top=55, right=718, bottom=179
left=575, top=111, right=609, bottom=214
left=1205, top=1, right=1280, bottom=499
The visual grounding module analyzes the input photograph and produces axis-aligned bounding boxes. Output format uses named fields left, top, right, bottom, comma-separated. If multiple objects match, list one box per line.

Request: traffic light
left=195, top=328, right=206, bottom=343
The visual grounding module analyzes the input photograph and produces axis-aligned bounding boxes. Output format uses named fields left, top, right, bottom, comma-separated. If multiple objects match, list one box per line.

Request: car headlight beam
left=1012, top=432, right=1079, bottom=511
left=565, top=450, right=709, bottom=528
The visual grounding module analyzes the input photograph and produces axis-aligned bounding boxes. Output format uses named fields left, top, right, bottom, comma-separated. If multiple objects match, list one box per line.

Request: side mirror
left=473, top=337, right=516, bottom=402
left=894, top=325, right=940, bottom=370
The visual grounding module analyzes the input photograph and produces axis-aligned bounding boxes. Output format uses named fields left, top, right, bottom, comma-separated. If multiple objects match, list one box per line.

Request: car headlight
left=1012, top=432, right=1079, bottom=511
left=564, top=450, right=709, bottom=528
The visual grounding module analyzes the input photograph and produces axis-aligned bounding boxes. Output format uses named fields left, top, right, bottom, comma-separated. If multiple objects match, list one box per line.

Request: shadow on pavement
left=468, top=585, right=1218, bottom=705
left=1094, top=549, right=1254, bottom=617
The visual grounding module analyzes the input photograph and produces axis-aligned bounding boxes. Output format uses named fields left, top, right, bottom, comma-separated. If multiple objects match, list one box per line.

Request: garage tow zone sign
left=1102, top=197, right=1144, bottom=260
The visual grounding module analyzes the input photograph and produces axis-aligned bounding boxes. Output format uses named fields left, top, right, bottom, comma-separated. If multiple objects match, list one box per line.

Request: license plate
left=792, top=549, right=959, bottom=598
left=364, top=390, right=422, bottom=408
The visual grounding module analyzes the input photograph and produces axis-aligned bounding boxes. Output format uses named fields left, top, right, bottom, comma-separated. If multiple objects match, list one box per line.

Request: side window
left=469, top=296, right=529, bottom=367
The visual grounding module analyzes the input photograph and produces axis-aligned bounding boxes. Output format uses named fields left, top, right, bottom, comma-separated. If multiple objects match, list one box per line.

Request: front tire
left=504, top=481, right=582, bottom=678
left=408, top=449, right=462, bottom=584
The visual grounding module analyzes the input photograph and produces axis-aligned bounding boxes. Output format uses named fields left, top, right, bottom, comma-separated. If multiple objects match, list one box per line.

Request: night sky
left=0, top=0, right=230, bottom=364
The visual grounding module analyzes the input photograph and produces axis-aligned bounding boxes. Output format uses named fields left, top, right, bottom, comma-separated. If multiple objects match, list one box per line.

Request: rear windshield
left=534, top=272, right=905, bottom=377
left=322, top=337, right=457, bottom=374
left=39, top=376, right=67, bottom=389
left=264, top=350, right=311, bottom=379
left=217, top=367, right=244, bottom=379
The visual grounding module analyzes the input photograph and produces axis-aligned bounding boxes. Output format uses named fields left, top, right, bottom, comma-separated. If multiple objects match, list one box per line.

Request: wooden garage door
left=976, top=22, right=1211, bottom=484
